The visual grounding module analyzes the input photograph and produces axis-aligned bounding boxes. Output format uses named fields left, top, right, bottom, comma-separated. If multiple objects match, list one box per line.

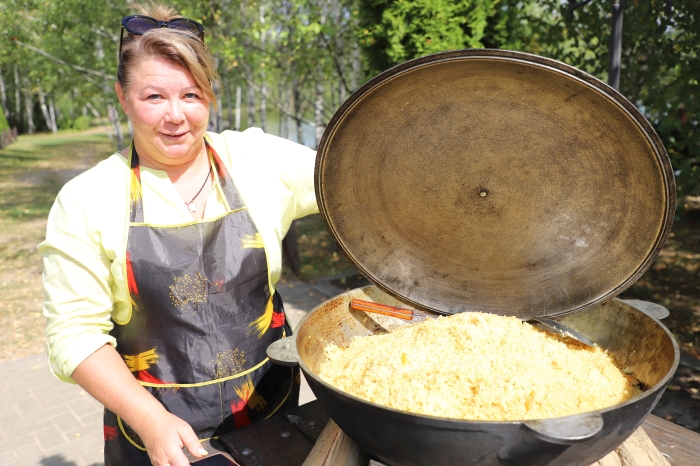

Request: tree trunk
left=107, top=103, right=124, bottom=149
left=235, top=84, right=241, bottom=131
left=260, top=82, right=267, bottom=132
left=247, top=79, right=256, bottom=128
left=351, top=44, right=361, bottom=93
left=259, top=3, right=267, bottom=132
left=293, top=81, right=303, bottom=145
left=330, top=86, right=336, bottom=115
left=278, top=85, right=284, bottom=138
left=225, top=76, right=233, bottom=130
left=23, top=79, right=34, bottom=135
left=339, top=85, right=346, bottom=108
left=285, top=87, right=292, bottom=140
left=48, top=98, right=58, bottom=133
left=0, top=68, right=8, bottom=118
left=37, top=81, right=57, bottom=133
left=37, top=83, right=51, bottom=131
left=331, top=0, right=347, bottom=104
left=212, top=58, right=223, bottom=132
left=217, top=95, right=223, bottom=131
left=208, top=104, right=216, bottom=132
left=85, top=101, right=101, bottom=118
left=315, top=78, right=324, bottom=148
left=13, top=66, right=20, bottom=119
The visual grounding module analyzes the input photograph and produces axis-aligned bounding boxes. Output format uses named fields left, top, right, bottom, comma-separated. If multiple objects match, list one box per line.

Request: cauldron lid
left=314, top=49, right=674, bottom=319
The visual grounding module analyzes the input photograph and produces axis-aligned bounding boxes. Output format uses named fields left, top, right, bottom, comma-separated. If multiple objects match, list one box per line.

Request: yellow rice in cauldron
left=318, top=312, right=641, bottom=421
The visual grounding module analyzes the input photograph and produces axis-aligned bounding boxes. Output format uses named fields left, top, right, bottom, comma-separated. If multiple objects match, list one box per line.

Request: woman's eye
left=185, top=92, right=200, bottom=99
left=146, top=94, right=162, bottom=100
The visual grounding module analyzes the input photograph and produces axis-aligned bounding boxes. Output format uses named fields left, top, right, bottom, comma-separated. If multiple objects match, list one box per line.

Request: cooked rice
left=318, top=312, right=641, bottom=421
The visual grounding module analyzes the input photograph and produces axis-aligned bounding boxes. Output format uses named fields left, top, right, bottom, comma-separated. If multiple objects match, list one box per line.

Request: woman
left=39, top=3, right=317, bottom=465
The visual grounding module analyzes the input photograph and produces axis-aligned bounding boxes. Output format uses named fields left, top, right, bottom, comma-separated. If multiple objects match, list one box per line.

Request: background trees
left=0, top=0, right=697, bottom=207
left=357, top=0, right=699, bottom=209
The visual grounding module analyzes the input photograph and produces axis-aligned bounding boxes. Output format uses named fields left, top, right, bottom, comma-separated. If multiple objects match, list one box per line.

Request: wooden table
left=217, top=401, right=700, bottom=466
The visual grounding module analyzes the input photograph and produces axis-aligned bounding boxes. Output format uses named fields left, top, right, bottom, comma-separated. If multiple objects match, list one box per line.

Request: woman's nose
left=165, top=99, right=184, bottom=124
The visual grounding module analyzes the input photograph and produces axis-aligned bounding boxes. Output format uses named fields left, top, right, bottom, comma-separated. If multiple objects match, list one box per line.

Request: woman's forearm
left=71, top=344, right=167, bottom=431
left=71, top=344, right=207, bottom=466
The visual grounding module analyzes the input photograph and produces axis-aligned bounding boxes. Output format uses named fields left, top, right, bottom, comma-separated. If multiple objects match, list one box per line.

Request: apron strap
left=128, top=142, right=145, bottom=223
left=128, top=140, right=246, bottom=223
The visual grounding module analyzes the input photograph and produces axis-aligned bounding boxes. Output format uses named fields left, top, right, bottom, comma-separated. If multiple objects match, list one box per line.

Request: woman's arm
left=72, top=344, right=208, bottom=466
left=41, top=172, right=206, bottom=466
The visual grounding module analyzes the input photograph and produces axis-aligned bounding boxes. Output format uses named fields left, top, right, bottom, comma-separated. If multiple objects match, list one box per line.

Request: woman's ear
left=115, top=82, right=128, bottom=115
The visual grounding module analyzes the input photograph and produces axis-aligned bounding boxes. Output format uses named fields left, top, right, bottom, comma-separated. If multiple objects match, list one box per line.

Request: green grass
left=0, top=128, right=117, bottom=361
left=0, top=129, right=116, bottom=220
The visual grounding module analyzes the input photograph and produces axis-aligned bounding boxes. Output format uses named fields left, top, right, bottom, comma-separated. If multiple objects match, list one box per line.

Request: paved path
left=0, top=278, right=338, bottom=466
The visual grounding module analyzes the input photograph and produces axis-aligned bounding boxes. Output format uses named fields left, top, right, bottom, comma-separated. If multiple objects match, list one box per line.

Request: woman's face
left=116, top=57, right=209, bottom=168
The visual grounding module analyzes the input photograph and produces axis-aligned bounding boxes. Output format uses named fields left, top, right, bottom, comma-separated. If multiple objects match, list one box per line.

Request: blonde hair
left=118, top=2, right=219, bottom=108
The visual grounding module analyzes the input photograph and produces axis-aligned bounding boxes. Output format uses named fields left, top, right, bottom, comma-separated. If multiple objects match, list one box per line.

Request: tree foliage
left=357, top=0, right=700, bottom=210
left=0, top=0, right=361, bottom=147
left=358, top=0, right=504, bottom=76
left=511, top=0, right=699, bottom=210
left=1, top=0, right=697, bottom=204
left=0, top=0, right=123, bottom=134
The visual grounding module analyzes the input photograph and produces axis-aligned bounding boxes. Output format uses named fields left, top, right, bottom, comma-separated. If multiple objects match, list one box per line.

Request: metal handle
left=183, top=439, right=240, bottom=464
left=620, top=299, right=670, bottom=320
left=266, top=336, right=300, bottom=366
left=523, top=412, right=604, bottom=445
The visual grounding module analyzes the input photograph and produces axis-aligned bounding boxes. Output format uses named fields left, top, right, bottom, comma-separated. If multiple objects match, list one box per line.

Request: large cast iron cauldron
left=268, top=49, right=679, bottom=465
left=269, top=287, right=678, bottom=466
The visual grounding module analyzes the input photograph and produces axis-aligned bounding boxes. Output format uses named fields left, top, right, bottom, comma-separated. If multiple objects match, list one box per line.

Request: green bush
left=72, top=115, right=91, bottom=131
left=57, top=114, right=73, bottom=130
left=0, top=104, right=9, bottom=132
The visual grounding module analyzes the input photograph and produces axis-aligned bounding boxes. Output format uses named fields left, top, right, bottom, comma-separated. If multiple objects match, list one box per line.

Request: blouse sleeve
left=39, top=178, right=118, bottom=382
left=237, top=128, right=319, bottom=220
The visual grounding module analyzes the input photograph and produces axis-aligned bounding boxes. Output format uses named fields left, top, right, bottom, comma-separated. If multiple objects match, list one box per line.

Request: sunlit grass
left=0, top=128, right=116, bottom=361
left=0, top=127, right=116, bottom=220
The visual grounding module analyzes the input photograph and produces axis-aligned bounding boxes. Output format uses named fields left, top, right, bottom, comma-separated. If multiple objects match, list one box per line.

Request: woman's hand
left=135, top=408, right=208, bottom=466
left=71, top=345, right=208, bottom=465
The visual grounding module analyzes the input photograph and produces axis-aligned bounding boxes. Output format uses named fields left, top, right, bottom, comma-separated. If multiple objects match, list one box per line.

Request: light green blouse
left=39, top=128, right=318, bottom=381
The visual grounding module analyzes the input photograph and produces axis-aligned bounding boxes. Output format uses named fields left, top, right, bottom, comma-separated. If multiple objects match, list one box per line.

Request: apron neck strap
left=127, top=139, right=245, bottom=223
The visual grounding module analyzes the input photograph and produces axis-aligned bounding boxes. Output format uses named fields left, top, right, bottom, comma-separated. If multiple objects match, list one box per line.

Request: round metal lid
left=315, top=49, right=675, bottom=319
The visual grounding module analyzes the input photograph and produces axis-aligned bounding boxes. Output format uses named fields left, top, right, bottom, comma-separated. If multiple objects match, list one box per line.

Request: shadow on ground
left=39, top=455, right=101, bottom=466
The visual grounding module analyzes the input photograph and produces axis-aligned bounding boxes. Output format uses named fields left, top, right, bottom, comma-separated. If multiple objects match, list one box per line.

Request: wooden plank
left=642, top=415, right=700, bottom=466
left=283, top=401, right=332, bottom=443
left=590, top=426, right=671, bottom=466
left=359, top=427, right=675, bottom=466
left=218, top=415, right=314, bottom=466
left=302, top=420, right=369, bottom=466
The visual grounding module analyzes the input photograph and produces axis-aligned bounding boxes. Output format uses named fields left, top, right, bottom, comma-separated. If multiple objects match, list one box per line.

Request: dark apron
left=103, top=141, right=299, bottom=465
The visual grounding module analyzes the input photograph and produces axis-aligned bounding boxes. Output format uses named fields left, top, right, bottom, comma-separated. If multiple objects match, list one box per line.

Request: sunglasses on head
left=119, top=15, right=205, bottom=55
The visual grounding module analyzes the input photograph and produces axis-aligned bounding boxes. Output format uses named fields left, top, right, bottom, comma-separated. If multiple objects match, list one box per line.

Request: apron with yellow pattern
left=103, top=141, right=299, bottom=465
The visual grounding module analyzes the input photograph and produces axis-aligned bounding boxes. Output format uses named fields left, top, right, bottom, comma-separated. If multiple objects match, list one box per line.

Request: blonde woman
left=39, top=3, right=317, bottom=465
